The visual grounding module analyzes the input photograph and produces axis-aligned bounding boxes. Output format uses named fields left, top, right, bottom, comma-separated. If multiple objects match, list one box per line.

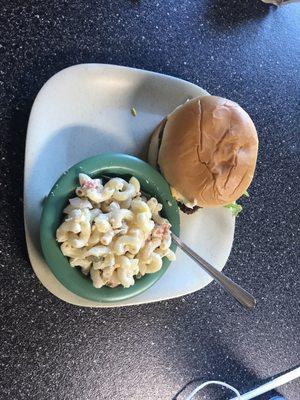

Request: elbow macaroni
left=56, top=174, right=176, bottom=288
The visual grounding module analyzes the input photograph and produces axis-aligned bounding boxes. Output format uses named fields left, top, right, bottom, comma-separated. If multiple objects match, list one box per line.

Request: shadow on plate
left=126, top=72, right=208, bottom=159
left=26, top=125, right=115, bottom=257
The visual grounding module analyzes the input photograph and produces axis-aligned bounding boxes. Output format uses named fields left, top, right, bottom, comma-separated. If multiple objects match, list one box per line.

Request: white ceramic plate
left=24, top=64, right=235, bottom=307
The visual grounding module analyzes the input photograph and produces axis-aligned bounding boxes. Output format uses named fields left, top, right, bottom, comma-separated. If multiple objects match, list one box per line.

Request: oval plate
left=40, top=153, right=180, bottom=302
left=24, top=64, right=235, bottom=307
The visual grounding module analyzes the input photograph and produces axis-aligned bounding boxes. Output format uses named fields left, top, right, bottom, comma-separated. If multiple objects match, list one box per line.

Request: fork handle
left=171, top=232, right=256, bottom=310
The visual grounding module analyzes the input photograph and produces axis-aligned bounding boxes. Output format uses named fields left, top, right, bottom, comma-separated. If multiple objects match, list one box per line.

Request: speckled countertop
left=0, top=1, right=299, bottom=399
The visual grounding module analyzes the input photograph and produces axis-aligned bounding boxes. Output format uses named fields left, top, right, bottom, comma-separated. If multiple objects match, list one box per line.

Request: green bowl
left=40, top=153, right=180, bottom=302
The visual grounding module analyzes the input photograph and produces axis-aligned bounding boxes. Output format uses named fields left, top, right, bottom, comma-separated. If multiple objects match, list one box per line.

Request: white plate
left=24, top=64, right=235, bottom=307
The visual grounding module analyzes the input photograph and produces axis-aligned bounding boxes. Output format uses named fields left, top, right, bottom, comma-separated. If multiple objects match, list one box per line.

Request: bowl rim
left=40, top=153, right=180, bottom=302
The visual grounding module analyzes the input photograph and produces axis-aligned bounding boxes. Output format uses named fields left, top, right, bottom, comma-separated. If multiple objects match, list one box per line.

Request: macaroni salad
left=56, top=174, right=176, bottom=288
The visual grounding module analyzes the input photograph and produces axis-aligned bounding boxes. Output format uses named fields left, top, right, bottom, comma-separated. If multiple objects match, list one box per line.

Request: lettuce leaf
left=224, top=203, right=243, bottom=217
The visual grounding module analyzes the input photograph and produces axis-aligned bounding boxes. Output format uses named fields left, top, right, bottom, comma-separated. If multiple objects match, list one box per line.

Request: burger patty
left=178, top=202, right=201, bottom=214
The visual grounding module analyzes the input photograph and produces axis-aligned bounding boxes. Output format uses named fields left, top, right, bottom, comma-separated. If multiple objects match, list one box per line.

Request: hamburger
left=148, top=96, right=258, bottom=214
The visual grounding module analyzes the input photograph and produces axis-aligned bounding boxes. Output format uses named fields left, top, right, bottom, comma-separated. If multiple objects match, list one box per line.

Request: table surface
left=0, top=1, right=299, bottom=399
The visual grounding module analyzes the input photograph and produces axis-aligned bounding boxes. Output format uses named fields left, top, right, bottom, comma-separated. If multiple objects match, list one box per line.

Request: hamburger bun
left=148, top=95, right=258, bottom=208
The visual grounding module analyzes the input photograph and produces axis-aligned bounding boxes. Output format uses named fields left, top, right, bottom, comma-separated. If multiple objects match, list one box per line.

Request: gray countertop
left=0, top=1, right=299, bottom=399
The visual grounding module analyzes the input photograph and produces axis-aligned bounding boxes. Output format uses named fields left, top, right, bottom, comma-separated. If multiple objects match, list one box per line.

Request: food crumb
left=131, top=107, right=137, bottom=117
left=167, top=201, right=172, bottom=207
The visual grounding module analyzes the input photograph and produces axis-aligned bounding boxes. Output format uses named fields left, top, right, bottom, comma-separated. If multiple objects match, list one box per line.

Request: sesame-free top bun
left=151, top=96, right=258, bottom=208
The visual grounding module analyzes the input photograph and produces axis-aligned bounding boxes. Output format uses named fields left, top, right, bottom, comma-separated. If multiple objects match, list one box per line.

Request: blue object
left=269, top=397, right=286, bottom=400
